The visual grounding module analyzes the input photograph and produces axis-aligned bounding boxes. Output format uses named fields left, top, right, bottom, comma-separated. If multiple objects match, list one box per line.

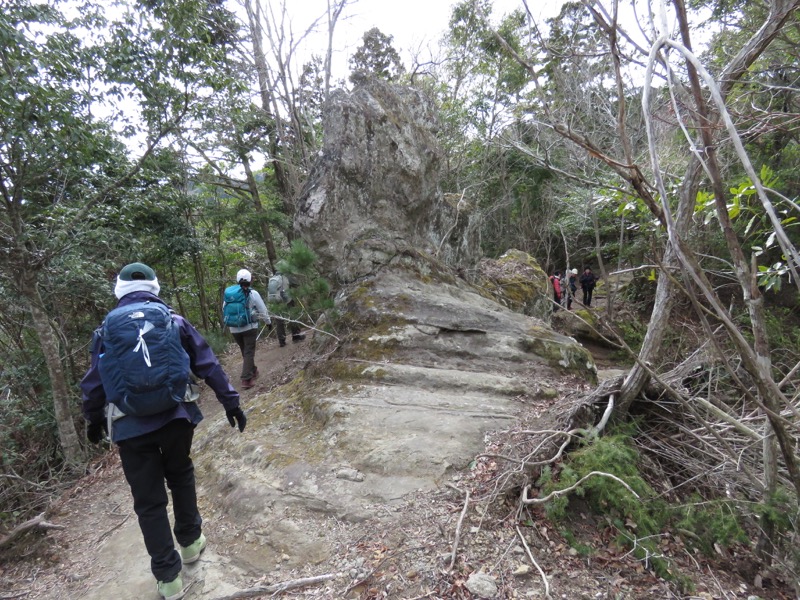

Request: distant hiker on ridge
left=267, top=270, right=306, bottom=347
left=567, top=268, right=578, bottom=310
left=81, top=262, right=247, bottom=600
left=549, top=270, right=563, bottom=313
left=579, top=266, right=598, bottom=307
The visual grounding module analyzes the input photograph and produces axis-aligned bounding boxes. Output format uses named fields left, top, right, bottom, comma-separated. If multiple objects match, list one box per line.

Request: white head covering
left=236, top=269, right=252, bottom=283
left=113, top=262, right=161, bottom=299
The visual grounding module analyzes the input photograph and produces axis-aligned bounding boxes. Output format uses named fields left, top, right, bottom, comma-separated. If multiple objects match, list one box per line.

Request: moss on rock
left=477, top=249, right=551, bottom=320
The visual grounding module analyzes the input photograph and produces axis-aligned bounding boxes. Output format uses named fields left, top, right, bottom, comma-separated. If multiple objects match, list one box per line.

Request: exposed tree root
left=0, top=513, right=63, bottom=551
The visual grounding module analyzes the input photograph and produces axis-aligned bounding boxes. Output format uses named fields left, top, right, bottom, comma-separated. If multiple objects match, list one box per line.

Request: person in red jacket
left=549, top=271, right=562, bottom=312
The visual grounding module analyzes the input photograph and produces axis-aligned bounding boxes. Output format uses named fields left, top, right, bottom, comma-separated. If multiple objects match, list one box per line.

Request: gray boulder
left=295, top=80, right=480, bottom=283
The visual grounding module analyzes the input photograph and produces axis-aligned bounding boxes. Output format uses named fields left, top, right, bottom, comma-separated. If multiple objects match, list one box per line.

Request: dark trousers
left=232, top=327, right=258, bottom=380
left=582, top=285, right=594, bottom=307
left=275, top=317, right=300, bottom=342
left=274, top=300, right=300, bottom=343
left=118, top=419, right=201, bottom=583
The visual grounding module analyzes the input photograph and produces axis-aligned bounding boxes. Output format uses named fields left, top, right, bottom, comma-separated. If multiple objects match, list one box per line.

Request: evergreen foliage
left=271, top=240, right=334, bottom=332
left=349, top=28, right=406, bottom=85
left=537, top=429, right=752, bottom=580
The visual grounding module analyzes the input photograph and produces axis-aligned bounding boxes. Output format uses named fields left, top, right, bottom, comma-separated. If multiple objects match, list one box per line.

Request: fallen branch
left=97, top=514, right=131, bottom=543
left=211, top=574, right=337, bottom=599
left=0, top=591, right=31, bottom=599
left=444, top=483, right=470, bottom=571
left=521, top=471, right=640, bottom=505
left=0, top=513, right=64, bottom=550
left=516, top=526, right=551, bottom=599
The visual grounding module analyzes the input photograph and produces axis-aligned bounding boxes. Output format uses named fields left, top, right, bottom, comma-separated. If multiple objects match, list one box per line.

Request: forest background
left=1, top=0, right=799, bottom=587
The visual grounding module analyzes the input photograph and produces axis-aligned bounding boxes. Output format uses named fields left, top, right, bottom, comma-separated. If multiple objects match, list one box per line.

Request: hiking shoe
left=279, top=340, right=286, bottom=347
left=292, top=334, right=306, bottom=343
left=180, top=533, right=207, bottom=564
left=157, top=575, right=185, bottom=600
left=241, top=378, right=254, bottom=390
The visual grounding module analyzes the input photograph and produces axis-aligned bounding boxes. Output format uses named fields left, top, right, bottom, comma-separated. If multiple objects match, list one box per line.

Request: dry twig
left=516, top=526, right=551, bottom=599
left=210, top=573, right=337, bottom=599
left=444, top=483, right=470, bottom=571
left=521, top=471, right=640, bottom=505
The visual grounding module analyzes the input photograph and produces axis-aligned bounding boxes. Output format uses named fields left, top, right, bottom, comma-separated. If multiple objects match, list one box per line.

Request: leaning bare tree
left=487, top=0, right=800, bottom=574
left=240, top=0, right=353, bottom=241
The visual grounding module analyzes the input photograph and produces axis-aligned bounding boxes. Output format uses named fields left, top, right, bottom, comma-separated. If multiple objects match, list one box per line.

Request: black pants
left=232, top=327, right=258, bottom=380
left=118, top=419, right=201, bottom=583
left=582, top=285, right=595, bottom=307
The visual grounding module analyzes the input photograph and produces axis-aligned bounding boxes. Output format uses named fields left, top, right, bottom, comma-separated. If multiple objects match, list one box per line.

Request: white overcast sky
left=282, top=0, right=567, bottom=78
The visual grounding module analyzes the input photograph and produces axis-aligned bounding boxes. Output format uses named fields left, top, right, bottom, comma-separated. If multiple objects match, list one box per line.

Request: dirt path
left=1, top=332, right=310, bottom=600
left=1, top=327, right=787, bottom=599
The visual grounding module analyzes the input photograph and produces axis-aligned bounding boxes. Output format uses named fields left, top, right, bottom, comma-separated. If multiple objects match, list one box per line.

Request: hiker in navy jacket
left=80, top=262, right=246, bottom=600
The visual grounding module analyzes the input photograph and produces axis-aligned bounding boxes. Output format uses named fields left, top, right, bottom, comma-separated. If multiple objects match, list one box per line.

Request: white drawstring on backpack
left=133, top=321, right=155, bottom=367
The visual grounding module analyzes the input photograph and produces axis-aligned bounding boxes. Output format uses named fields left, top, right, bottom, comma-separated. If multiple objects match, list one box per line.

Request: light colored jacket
left=227, top=288, right=270, bottom=333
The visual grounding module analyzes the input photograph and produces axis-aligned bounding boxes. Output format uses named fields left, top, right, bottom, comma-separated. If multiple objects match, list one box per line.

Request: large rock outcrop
left=225, top=81, right=597, bottom=520
left=64, top=83, right=601, bottom=600
left=295, top=81, right=479, bottom=282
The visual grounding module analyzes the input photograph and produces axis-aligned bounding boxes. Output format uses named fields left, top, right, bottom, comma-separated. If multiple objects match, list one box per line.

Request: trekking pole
left=256, top=323, right=268, bottom=341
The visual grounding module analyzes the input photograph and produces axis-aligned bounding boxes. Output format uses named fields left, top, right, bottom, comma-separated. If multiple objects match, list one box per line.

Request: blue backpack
left=98, top=301, right=190, bottom=417
left=223, top=285, right=251, bottom=327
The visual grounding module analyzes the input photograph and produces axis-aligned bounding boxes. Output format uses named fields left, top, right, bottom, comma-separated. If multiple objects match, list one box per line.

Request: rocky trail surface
left=2, top=324, right=776, bottom=600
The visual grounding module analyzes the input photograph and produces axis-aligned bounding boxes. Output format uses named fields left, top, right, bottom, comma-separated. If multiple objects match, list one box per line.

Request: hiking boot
left=157, top=575, right=185, bottom=600
left=292, top=334, right=306, bottom=343
left=180, top=533, right=207, bottom=564
left=241, top=378, right=254, bottom=390
left=279, top=339, right=286, bottom=347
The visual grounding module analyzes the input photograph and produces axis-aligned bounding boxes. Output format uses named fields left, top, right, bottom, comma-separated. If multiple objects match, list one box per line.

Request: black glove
left=226, top=407, right=247, bottom=433
left=87, top=421, right=106, bottom=444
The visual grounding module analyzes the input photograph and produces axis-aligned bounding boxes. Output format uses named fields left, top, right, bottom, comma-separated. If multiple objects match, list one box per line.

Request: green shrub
left=201, top=328, right=231, bottom=356
left=273, top=240, right=335, bottom=329
left=536, top=429, right=672, bottom=578
left=675, top=496, right=749, bottom=555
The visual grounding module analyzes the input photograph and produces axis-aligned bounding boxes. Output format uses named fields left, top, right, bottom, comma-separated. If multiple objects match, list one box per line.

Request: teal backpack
left=223, top=285, right=251, bottom=327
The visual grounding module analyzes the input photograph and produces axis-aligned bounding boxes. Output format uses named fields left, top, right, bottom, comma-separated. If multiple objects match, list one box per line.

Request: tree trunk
left=590, top=200, right=608, bottom=314
left=239, top=149, right=278, bottom=269
left=22, top=281, right=83, bottom=466
left=244, top=0, right=294, bottom=224
left=169, top=264, right=188, bottom=317
left=193, top=252, right=210, bottom=331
